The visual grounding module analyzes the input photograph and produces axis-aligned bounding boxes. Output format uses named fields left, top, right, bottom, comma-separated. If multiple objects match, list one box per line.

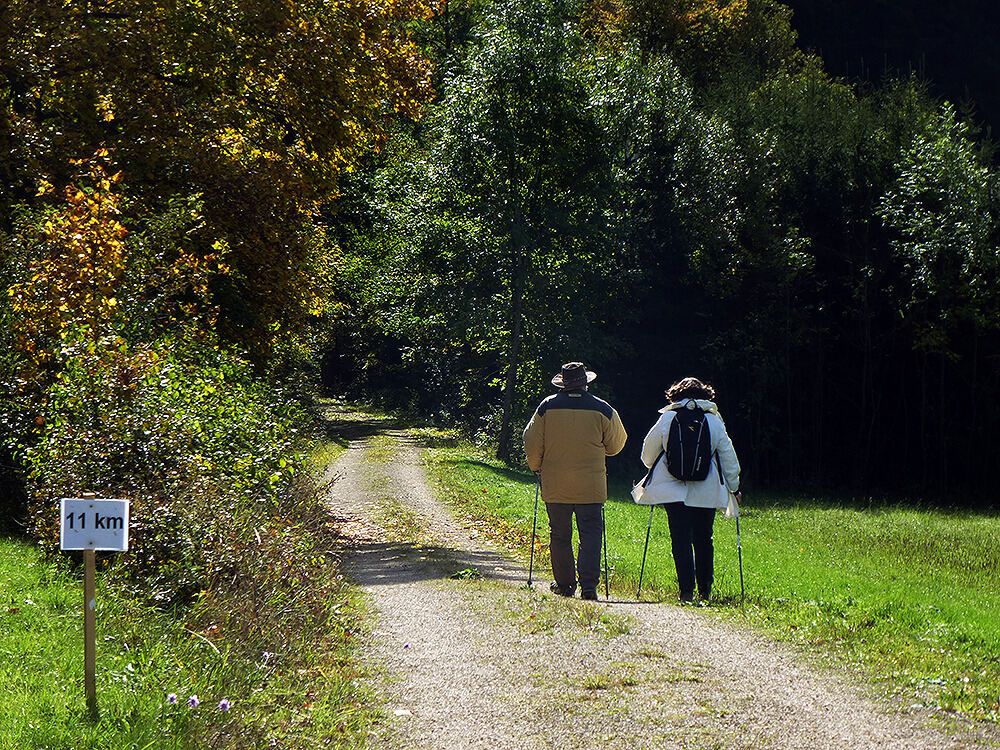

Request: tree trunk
left=784, top=283, right=795, bottom=484
left=920, top=351, right=928, bottom=492
left=938, top=354, right=947, bottom=492
left=856, top=273, right=871, bottom=492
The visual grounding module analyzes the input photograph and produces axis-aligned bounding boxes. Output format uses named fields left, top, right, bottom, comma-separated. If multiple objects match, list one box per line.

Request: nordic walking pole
left=637, top=504, right=654, bottom=599
left=602, top=504, right=609, bottom=600
left=527, top=474, right=540, bottom=587
left=736, top=514, right=745, bottom=603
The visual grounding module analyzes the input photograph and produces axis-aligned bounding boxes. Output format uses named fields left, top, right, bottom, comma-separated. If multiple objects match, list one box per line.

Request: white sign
left=59, top=498, right=130, bottom=551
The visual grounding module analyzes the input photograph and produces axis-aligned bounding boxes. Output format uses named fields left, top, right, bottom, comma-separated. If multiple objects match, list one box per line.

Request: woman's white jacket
left=639, top=399, right=741, bottom=508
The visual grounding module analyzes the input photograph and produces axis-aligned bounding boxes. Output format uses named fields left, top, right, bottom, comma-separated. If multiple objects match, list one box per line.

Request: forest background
left=3, top=0, right=1000, bottom=588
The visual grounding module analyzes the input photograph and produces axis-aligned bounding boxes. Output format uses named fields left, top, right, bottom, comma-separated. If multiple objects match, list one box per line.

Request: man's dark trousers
left=545, top=502, right=603, bottom=593
left=664, top=503, right=716, bottom=599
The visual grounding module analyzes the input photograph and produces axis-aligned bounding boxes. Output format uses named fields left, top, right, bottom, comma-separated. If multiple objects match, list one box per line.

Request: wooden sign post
left=60, top=496, right=129, bottom=718
left=83, top=548, right=96, bottom=715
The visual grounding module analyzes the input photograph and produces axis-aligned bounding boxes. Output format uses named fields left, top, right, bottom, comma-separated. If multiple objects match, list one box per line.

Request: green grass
left=424, top=443, right=1000, bottom=723
left=0, top=536, right=226, bottom=749
left=362, top=434, right=398, bottom=464
left=1, top=528, right=377, bottom=749
left=727, top=501, right=1000, bottom=717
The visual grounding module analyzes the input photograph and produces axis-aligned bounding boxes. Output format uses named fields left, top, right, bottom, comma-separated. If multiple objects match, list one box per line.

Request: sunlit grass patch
left=571, top=602, right=631, bottom=637
left=363, top=434, right=398, bottom=463
left=636, top=647, right=669, bottom=661
left=631, top=649, right=705, bottom=684
left=503, top=593, right=563, bottom=634
left=496, top=585, right=630, bottom=638
left=370, top=495, right=427, bottom=543
left=0, top=537, right=253, bottom=748
left=580, top=663, right=641, bottom=693
left=660, top=668, right=704, bottom=684
left=582, top=672, right=613, bottom=691
left=408, top=425, right=459, bottom=448
left=720, top=500, right=1000, bottom=718
left=304, top=439, right=347, bottom=473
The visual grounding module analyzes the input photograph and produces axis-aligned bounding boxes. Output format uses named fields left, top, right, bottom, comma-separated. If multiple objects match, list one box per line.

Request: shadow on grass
left=322, top=416, right=406, bottom=444
left=0, top=529, right=30, bottom=545
left=433, top=457, right=536, bottom=486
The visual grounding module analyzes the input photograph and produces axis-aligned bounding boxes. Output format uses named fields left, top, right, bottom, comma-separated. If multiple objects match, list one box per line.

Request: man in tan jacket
left=523, top=362, right=627, bottom=600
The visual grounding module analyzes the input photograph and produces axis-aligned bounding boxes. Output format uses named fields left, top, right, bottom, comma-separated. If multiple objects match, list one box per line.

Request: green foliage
left=582, top=0, right=803, bottom=87
left=335, top=0, right=623, bottom=455
left=1, top=326, right=303, bottom=602
left=0, top=0, right=440, bottom=536
left=0, top=2, right=436, bottom=743
left=1, top=486, right=378, bottom=749
left=1, top=0, right=434, bottom=351
left=878, top=103, right=1000, bottom=353
left=592, top=48, right=741, bottom=292
left=328, top=0, right=1000, bottom=497
left=783, top=0, right=1000, bottom=139
left=428, top=0, right=621, bottom=456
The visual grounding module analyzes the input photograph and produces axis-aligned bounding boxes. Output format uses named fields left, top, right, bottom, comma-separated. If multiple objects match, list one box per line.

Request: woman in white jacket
left=639, top=377, right=741, bottom=603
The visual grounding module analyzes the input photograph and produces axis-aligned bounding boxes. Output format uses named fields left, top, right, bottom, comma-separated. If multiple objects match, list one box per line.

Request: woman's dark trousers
left=664, top=503, right=716, bottom=599
left=545, top=502, right=603, bottom=594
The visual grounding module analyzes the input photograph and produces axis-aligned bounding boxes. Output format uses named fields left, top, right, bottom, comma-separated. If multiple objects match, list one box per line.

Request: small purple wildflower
left=218, top=698, right=231, bottom=712
left=188, top=694, right=200, bottom=709
left=167, top=693, right=178, bottom=705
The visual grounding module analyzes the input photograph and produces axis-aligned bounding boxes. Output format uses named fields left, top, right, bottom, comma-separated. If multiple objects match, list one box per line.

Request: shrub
left=7, top=325, right=307, bottom=604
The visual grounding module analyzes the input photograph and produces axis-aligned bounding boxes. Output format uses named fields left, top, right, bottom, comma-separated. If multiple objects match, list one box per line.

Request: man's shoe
left=679, top=591, right=694, bottom=604
left=550, top=582, right=575, bottom=597
left=581, top=589, right=598, bottom=601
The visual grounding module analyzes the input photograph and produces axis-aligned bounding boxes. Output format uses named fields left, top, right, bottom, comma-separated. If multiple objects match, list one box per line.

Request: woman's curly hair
left=666, top=376, right=716, bottom=403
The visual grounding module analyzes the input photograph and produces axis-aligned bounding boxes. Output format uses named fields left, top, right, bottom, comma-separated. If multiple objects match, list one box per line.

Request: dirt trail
left=322, top=411, right=998, bottom=750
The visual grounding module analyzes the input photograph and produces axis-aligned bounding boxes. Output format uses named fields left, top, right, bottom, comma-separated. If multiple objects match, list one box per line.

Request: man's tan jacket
left=523, top=389, right=627, bottom=503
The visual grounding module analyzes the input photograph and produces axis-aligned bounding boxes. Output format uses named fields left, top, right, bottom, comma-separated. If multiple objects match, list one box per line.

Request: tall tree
left=413, top=0, right=614, bottom=461
left=1, top=0, right=434, bottom=353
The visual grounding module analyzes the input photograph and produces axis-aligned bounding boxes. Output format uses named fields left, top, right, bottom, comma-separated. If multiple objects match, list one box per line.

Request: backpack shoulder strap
left=642, top=450, right=664, bottom=487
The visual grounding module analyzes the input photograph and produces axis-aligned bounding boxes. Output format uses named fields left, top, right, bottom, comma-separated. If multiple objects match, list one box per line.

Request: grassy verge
left=424, top=441, right=1000, bottom=723
left=0, top=439, right=380, bottom=749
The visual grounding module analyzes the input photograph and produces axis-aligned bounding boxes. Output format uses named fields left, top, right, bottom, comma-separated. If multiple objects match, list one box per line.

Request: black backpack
left=665, top=403, right=713, bottom=481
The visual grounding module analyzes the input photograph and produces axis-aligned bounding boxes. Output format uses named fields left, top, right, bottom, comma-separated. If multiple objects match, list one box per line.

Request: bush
left=6, top=325, right=308, bottom=604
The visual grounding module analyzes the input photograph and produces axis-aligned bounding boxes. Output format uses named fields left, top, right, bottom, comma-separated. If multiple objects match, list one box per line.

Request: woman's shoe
left=549, top=582, right=576, bottom=597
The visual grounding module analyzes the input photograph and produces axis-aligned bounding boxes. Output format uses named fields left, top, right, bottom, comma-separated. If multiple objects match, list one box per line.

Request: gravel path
left=323, top=413, right=999, bottom=750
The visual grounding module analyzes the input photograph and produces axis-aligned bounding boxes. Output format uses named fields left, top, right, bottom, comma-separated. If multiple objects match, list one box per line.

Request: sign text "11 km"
left=65, top=510, right=125, bottom=531
left=60, top=498, right=130, bottom=552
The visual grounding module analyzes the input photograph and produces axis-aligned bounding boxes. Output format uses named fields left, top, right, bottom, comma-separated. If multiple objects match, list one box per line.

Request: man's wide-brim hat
left=552, top=362, right=597, bottom=390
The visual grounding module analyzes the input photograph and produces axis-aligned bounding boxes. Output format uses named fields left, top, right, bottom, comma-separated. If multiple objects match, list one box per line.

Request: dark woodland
left=3, top=0, right=999, bottom=524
